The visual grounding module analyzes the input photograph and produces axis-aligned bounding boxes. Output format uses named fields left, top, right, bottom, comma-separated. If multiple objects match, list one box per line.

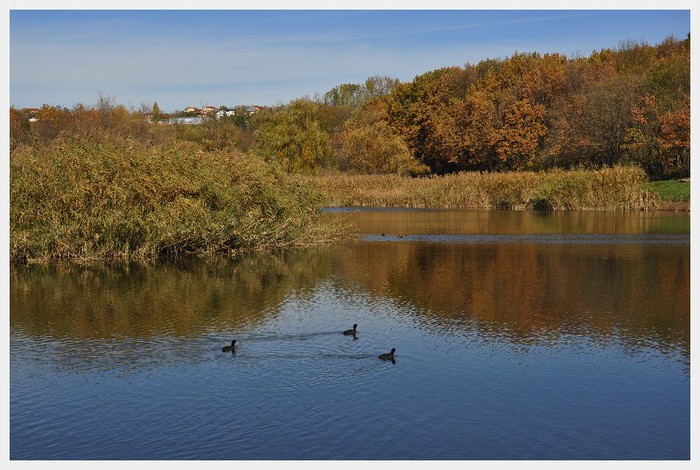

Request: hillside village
left=18, top=104, right=266, bottom=124
left=182, top=105, right=264, bottom=118
left=163, top=104, right=265, bottom=125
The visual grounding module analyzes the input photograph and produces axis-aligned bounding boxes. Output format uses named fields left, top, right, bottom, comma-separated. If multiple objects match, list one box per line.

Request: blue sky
left=8, top=7, right=692, bottom=112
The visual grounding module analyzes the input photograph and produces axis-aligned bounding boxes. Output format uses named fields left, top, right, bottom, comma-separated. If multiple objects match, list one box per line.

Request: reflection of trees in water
left=330, top=242, right=689, bottom=358
left=11, top=240, right=689, bottom=360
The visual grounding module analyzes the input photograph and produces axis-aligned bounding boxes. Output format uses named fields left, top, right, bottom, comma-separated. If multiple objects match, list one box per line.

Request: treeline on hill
left=11, top=36, right=689, bottom=181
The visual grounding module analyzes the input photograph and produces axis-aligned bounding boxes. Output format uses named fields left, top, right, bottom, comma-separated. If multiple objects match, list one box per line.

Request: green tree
left=151, top=102, right=162, bottom=122
left=251, top=99, right=332, bottom=174
left=324, top=76, right=401, bottom=107
left=364, top=75, right=400, bottom=97
left=324, top=83, right=363, bottom=107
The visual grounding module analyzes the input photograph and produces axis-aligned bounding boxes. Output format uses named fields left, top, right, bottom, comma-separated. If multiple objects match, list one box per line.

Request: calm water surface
left=10, top=209, right=690, bottom=460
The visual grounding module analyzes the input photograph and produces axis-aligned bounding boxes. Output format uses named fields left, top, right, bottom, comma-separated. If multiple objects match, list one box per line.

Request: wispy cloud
left=266, top=12, right=585, bottom=45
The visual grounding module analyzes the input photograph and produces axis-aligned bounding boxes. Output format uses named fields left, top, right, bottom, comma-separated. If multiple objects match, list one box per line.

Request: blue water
left=10, top=209, right=690, bottom=460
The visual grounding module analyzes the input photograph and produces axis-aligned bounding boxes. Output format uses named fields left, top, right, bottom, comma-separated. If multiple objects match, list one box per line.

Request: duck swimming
left=343, top=324, right=358, bottom=336
left=222, top=340, right=237, bottom=352
left=378, top=348, right=396, bottom=360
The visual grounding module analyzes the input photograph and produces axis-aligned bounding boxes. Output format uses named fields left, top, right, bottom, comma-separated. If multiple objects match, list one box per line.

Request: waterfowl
left=222, top=340, right=237, bottom=352
left=379, top=348, right=396, bottom=360
left=343, top=324, right=358, bottom=336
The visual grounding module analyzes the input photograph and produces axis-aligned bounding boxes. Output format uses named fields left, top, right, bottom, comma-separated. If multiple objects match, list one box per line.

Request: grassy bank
left=10, top=137, right=342, bottom=263
left=299, top=166, right=663, bottom=211
left=644, top=180, right=691, bottom=211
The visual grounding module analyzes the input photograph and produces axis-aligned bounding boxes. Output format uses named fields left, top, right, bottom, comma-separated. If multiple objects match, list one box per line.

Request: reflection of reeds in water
left=9, top=250, right=337, bottom=340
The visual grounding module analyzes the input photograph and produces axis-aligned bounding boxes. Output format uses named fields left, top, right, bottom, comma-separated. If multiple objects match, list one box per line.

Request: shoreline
left=297, top=169, right=688, bottom=212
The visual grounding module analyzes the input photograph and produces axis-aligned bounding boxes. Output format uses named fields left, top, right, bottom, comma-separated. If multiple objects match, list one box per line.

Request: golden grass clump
left=301, top=166, right=658, bottom=210
left=10, top=136, right=341, bottom=263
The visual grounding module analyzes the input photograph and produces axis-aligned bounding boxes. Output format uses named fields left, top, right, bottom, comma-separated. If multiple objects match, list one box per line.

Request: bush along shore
left=298, top=165, right=668, bottom=211
left=10, top=136, right=344, bottom=264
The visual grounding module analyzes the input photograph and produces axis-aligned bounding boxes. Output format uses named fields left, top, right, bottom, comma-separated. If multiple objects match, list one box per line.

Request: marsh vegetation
left=10, top=36, right=689, bottom=263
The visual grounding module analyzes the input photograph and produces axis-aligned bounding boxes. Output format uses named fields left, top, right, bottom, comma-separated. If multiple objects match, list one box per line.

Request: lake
left=9, top=208, right=690, bottom=460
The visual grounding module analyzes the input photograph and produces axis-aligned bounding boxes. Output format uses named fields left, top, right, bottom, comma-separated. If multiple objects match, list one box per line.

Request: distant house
left=166, top=117, right=210, bottom=125
left=215, top=109, right=236, bottom=119
left=180, top=104, right=264, bottom=118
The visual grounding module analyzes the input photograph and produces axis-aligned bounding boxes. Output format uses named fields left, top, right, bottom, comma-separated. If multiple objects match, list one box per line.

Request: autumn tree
left=458, top=86, right=499, bottom=170
left=31, top=104, right=69, bottom=142
left=10, top=108, right=32, bottom=149
left=576, top=76, right=639, bottom=168
left=383, top=67, right=473, bottom=173
left=333, top=98, right=428, bottom=175
left=618, top=38, right=689, bottom=178
left=491, top=98, right=548, bottom=170
left=657, top=100, right=690, bottom=177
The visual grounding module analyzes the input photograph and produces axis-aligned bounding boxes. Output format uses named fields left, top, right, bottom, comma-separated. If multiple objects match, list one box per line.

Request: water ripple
left=363, top=233, right=689, bottom=245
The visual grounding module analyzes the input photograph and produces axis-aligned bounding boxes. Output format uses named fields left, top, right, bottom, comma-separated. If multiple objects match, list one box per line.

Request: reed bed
left=10, top=136, right=666, bottom=266
left=10, top=137, right=342, bottom=263
left=299, top=166, right=659, bottom=211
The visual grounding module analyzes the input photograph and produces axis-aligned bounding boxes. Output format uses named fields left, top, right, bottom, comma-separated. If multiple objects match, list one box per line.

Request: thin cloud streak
left=269, top=12, right=584, bottom=45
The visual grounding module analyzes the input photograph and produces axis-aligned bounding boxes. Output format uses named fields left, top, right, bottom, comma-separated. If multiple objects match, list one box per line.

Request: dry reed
left=298, top=166, right=659, bottom=210
left=10, top=136, right=342, bottom=263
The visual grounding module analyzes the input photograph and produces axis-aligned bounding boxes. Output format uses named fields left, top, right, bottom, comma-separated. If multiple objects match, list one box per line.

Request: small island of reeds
left=10, top=136, right=341, bottom=263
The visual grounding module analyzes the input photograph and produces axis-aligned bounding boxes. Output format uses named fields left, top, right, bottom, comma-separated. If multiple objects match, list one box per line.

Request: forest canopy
left=11, top=35, right=690, bottom=180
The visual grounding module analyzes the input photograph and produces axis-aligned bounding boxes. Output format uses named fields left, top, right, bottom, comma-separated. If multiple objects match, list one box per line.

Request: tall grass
left=300, top=166, right=659, bottom=210
left=10, top=136, right=341, bottom=263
